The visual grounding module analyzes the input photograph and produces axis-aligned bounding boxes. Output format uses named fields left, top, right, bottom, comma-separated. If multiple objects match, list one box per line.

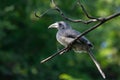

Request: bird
left=48, top=21, right=106, bottom=79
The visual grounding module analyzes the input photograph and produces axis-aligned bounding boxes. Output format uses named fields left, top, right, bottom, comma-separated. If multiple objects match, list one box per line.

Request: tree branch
left=41, top=47, right=69, bottom=63
left=41, top=12, right=120, bottom=63
left=77, top=0, right=96, bottom=19
left=40, top=0, right=120, bottom=63
left=35, top=9, right=52, bottom=18
left=52, top=0, right=99, bottom=24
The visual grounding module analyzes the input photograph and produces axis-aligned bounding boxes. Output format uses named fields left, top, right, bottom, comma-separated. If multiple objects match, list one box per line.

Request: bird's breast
left=56, top=33, right=74, bottom=47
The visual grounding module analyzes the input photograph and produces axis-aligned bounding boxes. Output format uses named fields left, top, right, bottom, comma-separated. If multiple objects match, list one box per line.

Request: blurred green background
left=0, top=0, right=120, bottom=80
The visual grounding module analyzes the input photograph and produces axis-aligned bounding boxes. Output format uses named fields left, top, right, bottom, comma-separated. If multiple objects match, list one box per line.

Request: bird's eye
left=59, top=23, right=62, bottom=26
left=59, top=23, right=64, bottom=29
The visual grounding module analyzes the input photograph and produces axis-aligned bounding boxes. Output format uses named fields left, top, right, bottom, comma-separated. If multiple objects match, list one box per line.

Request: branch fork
left=35, top=0, right=120, bottom=64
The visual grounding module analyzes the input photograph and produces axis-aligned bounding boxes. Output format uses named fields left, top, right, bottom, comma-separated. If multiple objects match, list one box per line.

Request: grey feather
left=55, top=21, right=93, bottom=52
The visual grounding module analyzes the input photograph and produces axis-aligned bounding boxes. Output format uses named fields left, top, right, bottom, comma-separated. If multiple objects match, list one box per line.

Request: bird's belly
left=72, top=44, right=87, bottom=53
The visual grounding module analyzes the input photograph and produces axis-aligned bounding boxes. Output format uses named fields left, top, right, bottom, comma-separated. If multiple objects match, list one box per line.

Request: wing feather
left=65, top=29, right=93, bottom=48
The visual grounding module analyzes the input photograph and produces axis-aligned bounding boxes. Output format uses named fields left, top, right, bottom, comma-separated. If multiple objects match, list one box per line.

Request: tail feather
left=87, top=49, right=106, bottom=79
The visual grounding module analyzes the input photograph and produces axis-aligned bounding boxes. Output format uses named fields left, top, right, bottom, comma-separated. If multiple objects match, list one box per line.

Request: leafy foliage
left=0, top=0, right=120, bottom=80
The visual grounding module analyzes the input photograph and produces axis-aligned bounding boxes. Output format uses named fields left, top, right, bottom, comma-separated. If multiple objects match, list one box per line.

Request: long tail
left=87, top=49, right=106, bottom=79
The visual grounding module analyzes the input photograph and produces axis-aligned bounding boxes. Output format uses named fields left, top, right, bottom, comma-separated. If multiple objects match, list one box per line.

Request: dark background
left=0, top=0, right=120, bottom=80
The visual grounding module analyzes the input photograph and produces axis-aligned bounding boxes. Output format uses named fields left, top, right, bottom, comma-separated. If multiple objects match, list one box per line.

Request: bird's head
left=48, top=21, right=71, bottom=30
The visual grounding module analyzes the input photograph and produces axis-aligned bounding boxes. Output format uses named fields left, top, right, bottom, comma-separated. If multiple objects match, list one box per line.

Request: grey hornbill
left=48, top=21, right=106, bottom=79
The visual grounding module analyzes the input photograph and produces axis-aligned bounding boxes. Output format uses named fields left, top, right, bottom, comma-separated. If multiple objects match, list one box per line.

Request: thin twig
left=105, top=12, right=120, bottom=20
left=51, top=0, right=101, bottom=24
left=35, top=0, right=99, bottom=24
left=35, top=9, right=52, bottom=18
left=41, top=47, right=70, bottom=63
left=55, top=7, right=88, bottom=23
left=77, top=0, right=96, bottom=19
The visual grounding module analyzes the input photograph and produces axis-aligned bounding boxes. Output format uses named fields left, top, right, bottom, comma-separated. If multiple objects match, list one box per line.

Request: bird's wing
left=65, top=29, right=93, bottom=48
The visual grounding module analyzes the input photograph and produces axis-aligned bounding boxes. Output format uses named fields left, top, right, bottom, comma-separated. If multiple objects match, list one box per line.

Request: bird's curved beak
left=48, top=22, right=58, bottom=29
